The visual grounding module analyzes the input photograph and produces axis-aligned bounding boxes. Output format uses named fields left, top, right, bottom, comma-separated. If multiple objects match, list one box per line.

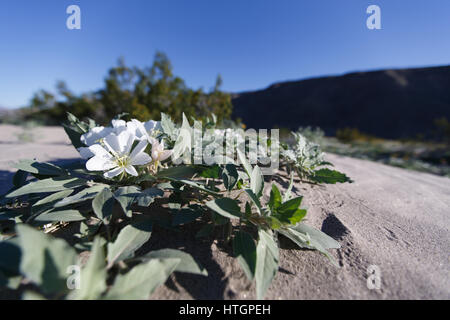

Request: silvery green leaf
left=160, top=112, right=177, bottom=141
left=22, top=291, right=47, bottom=300
left=233, top=231, right=257, bottom=281
left=6, top=177, right=87, bottom=198
left=107, top=218, right=153, bottom=267
left=104, top=258, right=180, bottom=300
left=33, top=190, right=74, bottom=208
left=309, top=168, right=352, bottom=184
left=55, top=184, right=108, bottom=208
left=172, top=113, right=192, bottom=161
left=279, top=224, right=340, bottom=267
left=13, top=160, right=66, bottom=176
left=222, top=163, right=239, bottom=191
left=237, top=148, right=252, bottom=178
left=244, top=189, right=262, bottom=214
left=136, top=187, right=164, bottom=207
left=68, top=237, right=107, bottom=300
left=34, top=209, right=86, bottom=222
left=16, top=224, right=78, bottom=295
left=282, top=172, right=295, bottom=202
left=0, top=239, right=21, bottom=275
left=250, top=165, right=264, bottom=197
left=156, top=166, right=201, bottom=179
left=138, top=249, right=207, bottom=276
left=171, top=206, right=202, bottom=226
left=114, top=186, right=141, bottom=217
left=205, top=198, right=242, bottom=220
left=255, top=229, right=279, bottom=300
left=292, top=223, right=341, bottom=250
left=92, top=188, right=115, bottom=222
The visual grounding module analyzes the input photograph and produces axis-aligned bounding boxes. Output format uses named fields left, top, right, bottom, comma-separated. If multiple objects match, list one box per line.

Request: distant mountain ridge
left=231, top=65, right=450, bottom=139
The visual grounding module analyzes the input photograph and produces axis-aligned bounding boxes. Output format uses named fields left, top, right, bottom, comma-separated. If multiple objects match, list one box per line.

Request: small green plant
left=281, top=131, right=352, bottom=184
left=0, top=112, right=349, bottom=300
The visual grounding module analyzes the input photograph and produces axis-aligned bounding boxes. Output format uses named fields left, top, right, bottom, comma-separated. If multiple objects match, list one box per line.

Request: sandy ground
left=0, top=125, right=449, bottom=299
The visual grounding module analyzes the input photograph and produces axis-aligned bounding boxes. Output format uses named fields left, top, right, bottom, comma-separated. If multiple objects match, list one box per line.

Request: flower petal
left=104, top=167, right=124, bottom=178
left=129, top=139, right=148, bottom=159
left=124, top=165, right=138, bottom=176
left=131, top=152, right=152, bottom=165
left=159, top=150, right=173, bottom=162
left=111, top=119, right=126, bottom=128
left=103, top=133, right=121, bottom=155
left=86, top=156, right=116, bottom=171
left=118, top=130, right=135, bottom=155
left=88, top=144, right=112, bottom=158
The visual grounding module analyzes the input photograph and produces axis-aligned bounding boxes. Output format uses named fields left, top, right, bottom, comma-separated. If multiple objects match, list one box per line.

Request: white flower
left=80, top=126, right=113, bottom=146
left=85, top=130, right=152, bottom=178
left=151, top=140, right=172, bottom=162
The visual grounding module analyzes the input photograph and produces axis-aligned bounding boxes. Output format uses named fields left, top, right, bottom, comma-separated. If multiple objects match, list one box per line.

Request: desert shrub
left=434, top=117, right=450, bottom=144
left=25, top=52, right=233, bottom=126
left=336, top=127, right=373, bottom=143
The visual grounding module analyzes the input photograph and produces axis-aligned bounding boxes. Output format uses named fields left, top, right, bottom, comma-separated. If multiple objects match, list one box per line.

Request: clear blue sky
left=1, top=0, right=449, bottom=108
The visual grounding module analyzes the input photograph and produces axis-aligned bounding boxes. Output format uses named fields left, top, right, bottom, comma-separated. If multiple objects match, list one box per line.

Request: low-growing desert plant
left=281, top=131, right=352, bottom=184
left=0, top=112, right=350, bottom=300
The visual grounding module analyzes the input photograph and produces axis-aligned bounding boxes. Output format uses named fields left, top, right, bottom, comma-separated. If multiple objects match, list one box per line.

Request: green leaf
left=268, top=184, right=282, bottom=211
left=171, top=206, right=202, bottom=226
left=136, top=187, right=164, bottom=207
left=282, top=172, right=295, bottom=202
left=22, top=291, right=47, bottom=300
left=277, top=196, right=303, bottom=215
left=237, top=148, right=253, bottom=178
left=16, top=224, right=78, bottom=295
left=33, top=190, right=74, bottom=208
left=114, top=186, right=140, bottom=217
left=199, top=165, right=221, bottom=179
left=160, top=112, right=177, bottom=141
left=68, top=237, right=107, bottom=300
left=92, top=188, right=115, bottom=222
left=104, top=258, right=180, bottom=300
left=165, top=177, right=219, bottom=196
left=292, top=223, right=341, bottom=250
left=35, top=209, right=86, bottom=222
left=205, top=198, right=242, bottom=220
left=273, top=196, right=306, bottom=224
left=12, top=170, right=28, bottom=189
left=244, top=189, right=262, bottom=213
left=6, top=177, right=87, bottom=198
left=250, top=165, right=264, bottom=197
left=138, top=249, right=207, bottom=276
left=278, top=224, right=340, bottom=267
left=0, top=239, right=21, bottom=275
left=172, top=114, right=192, bottom=161
left=62, top=123, right=84, bottom=149
left=54, top=184, right=108, bottom=208
left=107, top=218, right=153, bottom=267
left=13, top=160, right=66, bottom=176
left=222, top=163, right=239, bottom=191
left=255, top=229, right=279, bottom=300
left=196, top=224, right=214, bottom=238
left=309, top=168, right=352, bottom=184
left=233, top=231, right=257, bottom=281
left=156, top=166, right=201, bottom=179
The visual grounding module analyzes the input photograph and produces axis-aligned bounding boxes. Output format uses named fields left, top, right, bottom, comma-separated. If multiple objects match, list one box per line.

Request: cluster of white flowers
left=78, top=119, right=172, bottom=178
